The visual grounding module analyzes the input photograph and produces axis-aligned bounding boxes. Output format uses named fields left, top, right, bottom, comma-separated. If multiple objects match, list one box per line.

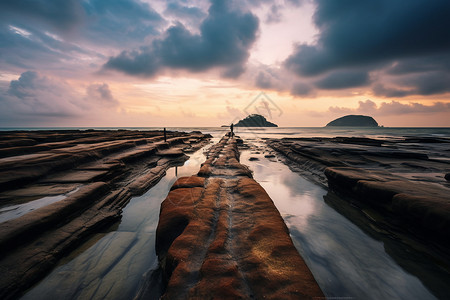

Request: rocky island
left=234, top=114, right=278, bottom=127
left=326, top=115, right=379, bottom=127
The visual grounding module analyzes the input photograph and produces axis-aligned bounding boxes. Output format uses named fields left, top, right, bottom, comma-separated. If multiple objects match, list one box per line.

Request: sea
left=2, top=126, right=450, bottom=140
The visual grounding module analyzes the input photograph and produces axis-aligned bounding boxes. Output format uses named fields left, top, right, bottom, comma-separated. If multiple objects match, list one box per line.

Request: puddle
left=0, top=188, right=79, bottom=223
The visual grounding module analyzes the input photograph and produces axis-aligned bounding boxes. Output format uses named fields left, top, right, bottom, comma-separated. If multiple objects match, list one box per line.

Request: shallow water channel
left=23, top=138, right=448, bottom=299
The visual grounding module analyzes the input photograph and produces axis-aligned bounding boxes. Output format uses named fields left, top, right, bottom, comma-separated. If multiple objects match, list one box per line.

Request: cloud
left=374, top=71, right=450, bottom=97
left=0, top=0, right=164, bottom=75
left=104, top=0, right=259, bottom=78
left=315, top=70, right=369, bottom=90
left=164, top=2, right=207, bottom=20
left=0, top=22, right=101, bottom=73
left=285, top=0, right=450, bottom=77
left=255, top=71, right=272, bottom=89
left=291, top=82, right=312, bottom=96
left=329, top=99, right=450, bottom=116
left=0, top=71, right=119, bottom=125
left=265, top=5, right=283, bottom=23
left=0, top=0, right=84, bottom=33
left=372, top=84, right=411, bottom=98
left=1, top=71, right=82, bottom=119
left=81, top=0, right=163, bottom=46
left=386, top=54, right=450, bottom=75
left=86, top=83, right=119, bottom=105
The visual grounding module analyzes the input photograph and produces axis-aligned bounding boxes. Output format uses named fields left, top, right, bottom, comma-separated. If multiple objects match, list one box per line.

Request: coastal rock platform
left=0, top=129, right=211, bottom=299
left=155, top=135, right=323, bottom=299
left=268, top=136, right=450, bottom=250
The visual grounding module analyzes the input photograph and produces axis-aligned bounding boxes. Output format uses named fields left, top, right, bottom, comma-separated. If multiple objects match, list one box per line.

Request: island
left=326, top=115, right=379, bottom=127
left=234, top=114, right=278, bottom=127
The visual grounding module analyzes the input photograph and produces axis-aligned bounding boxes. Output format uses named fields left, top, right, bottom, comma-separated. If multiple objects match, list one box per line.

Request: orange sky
left=1, top=0, right=449, bottom=127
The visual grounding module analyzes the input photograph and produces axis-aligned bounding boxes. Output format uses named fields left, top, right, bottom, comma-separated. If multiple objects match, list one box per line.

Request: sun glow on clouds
left=0, top=0, right=449, bottom=127
left=250, top=1, right=318, bottom=65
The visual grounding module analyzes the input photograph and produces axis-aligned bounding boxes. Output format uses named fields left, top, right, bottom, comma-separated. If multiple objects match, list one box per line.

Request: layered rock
left=156, top=136, right=323, bottom=299
left=268, top=136, right=450, bottom=248
left=0, top=130, right=211, bottom=299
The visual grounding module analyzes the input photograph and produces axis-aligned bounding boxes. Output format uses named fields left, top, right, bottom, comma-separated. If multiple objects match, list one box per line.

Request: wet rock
left=445, top=173, right=450, bottom=181
left=0, top=129, right=211, bottom=299
left=156, top=136, right=323, bottom=299
left=325, top=167, right=450, bottom=245
left=0, top=182, right=109, bottom=253
left=156, top=149, right=185, bottom=157
left=249, top=157, right=259, bottom=161
left=269, top=136, right=450, bottom=248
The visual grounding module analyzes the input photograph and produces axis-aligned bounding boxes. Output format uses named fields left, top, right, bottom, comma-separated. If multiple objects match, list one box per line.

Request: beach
left=1, top=128, right=449, bottom=299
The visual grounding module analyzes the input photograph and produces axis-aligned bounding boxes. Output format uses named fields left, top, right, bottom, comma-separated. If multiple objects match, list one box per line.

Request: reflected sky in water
left=241, top=148, right=437, bottom=300
left=22, top=146, right=210, bottom=300
left=22, top=135, right=445, bottom=300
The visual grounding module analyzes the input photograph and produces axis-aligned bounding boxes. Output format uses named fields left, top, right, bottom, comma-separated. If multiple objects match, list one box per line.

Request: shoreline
left=0, top=129, right=211, bottom=299
left=268, top=136, right=450, bottom=263
left=1, top=129, right=449, bottom=298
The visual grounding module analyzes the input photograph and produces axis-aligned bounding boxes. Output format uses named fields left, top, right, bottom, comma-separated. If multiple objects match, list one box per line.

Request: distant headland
left=234, top=114, right=278, bottom=127
left=326, top=115, right=379, bottom=127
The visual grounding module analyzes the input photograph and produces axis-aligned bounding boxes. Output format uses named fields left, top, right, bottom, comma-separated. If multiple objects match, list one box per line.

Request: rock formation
left=155, top=135, right=323, bottom=299
left=326, top=115, right=379, bottom=127
left=268, top=136, right=450, bottom=249
left=0, top=129, right=211, bottom=299
left=234, top=114, right=278, bottom=127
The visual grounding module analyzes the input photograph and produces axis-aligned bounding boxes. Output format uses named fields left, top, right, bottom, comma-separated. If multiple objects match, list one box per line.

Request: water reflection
left=0, top=188, right=79, bottom=223
left=241, top=149, right=440, bottom=300
left=22, top=146, right=210, bottom=300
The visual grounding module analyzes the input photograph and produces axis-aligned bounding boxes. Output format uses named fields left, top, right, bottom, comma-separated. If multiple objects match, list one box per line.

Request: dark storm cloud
left=374, top=71, right=450, bottom=97
left=0, top=0, right=164, bottom=73
left=105, top=0, right=259, bottom=78
left=386, top=54, right=450, bottom=75
left=0, top=0, right=84, bottom=33
left=82, top=0, right=164, bottom=46
left=285, top=0, right=450, bottom=76
left=315, top=70, right=369, bottom=90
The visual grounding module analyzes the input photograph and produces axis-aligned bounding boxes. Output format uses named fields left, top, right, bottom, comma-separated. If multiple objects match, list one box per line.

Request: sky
left=1, top=0, right=450, bottom=127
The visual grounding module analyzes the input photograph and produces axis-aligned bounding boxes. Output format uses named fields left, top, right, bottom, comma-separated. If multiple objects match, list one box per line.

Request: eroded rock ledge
left=156, top=135, right=323, bottom=299
left=268, top=137, right=450, bottom=249
left=0, top=129, right=210, bottom=299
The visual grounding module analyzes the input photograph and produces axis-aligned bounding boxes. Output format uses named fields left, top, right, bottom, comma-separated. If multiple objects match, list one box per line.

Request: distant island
left=234, top=114, right=278, bottom=127
left=326, top=115, right=379, bottom=127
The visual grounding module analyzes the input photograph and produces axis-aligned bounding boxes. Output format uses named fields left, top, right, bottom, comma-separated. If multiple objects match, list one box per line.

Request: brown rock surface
left=0, top=129, right=211, bottom=299
left=156, top=136, right=323, bottom=299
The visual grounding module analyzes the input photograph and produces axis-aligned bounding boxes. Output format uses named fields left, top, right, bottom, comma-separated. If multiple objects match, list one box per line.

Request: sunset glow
left=1, top=0, right=449, bottom=127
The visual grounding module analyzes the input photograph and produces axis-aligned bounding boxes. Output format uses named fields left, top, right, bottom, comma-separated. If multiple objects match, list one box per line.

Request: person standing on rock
left=230, top=123, right=234, bottom=137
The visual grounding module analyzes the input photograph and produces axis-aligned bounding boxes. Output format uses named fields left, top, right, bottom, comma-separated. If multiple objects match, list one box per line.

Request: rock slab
left=156, top=136, right=323, bottom=299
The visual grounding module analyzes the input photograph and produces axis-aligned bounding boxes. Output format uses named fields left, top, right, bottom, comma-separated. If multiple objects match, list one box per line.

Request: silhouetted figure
left=164, top=128, right=167, bottom=142
left=230, top=123, right=234, bottom=137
